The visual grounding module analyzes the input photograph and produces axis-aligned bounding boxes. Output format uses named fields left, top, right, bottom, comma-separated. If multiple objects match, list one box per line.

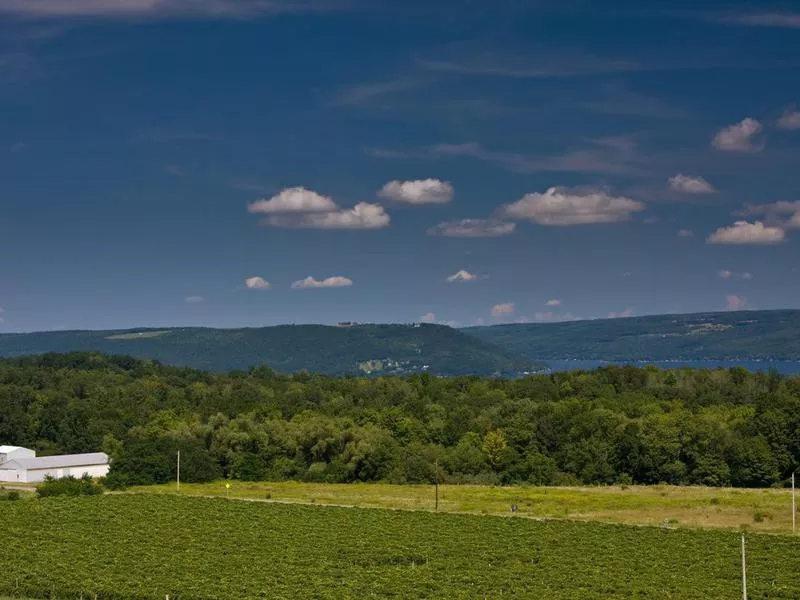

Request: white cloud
left=446, top=270, right=478, bottom=283
left=677, top=229, right=695, bottom=238
left=778, top=108, right=800, bottom=130
left=419, top=312, right=436, bottom=323
left=262, top=203, right=390, bottom=230
left=184, top=296, right=205, bottom=303
left=378, top=179, right=454, bottom=205
left=245, top=276, right=271, bottom=290
left=248, top=187, right=338, bottom=214
left=0, top=0, right=340, bottom=19
left=428, top=219, right=515, bottom=238
left=545, top=299, right=561, bottom=307
left=726, top=295, right=749, bottom=311
left=717, top=13, right=800, bottom=29
left=291, top=276, right=353, bottom=289
left=707, top=220, right=786, bottom=244
left=499, top=187, right=645, bottom=226
left=719, top=270, right=753, bottom=280
left=491, top=303, right=515, bottom=317
left=668, top=174, right=715, bottom=194
left=736, top=200, right=800, bottom=217
left=712, top=118, right=763, bottom=152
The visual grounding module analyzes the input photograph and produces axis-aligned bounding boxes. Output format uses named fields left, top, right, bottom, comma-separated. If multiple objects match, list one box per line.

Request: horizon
left=2, top=0, right=800, bottom=332
left=2, top=306, right=798, bottom=335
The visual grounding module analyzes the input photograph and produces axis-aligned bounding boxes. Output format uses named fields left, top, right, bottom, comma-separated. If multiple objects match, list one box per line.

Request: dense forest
left=1, top=353, right=798, bottom=489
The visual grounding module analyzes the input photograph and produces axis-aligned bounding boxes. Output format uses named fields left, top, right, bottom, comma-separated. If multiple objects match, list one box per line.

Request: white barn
left=0, top=446, right=109, bottom=484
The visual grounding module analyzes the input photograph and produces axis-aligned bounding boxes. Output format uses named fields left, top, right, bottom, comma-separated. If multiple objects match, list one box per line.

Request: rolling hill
left=0, top=323, right=537, bottom=375
left=465, top=309, right=800, bottom=361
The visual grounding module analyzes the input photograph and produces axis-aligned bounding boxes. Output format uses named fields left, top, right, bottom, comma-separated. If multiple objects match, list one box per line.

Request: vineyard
left=2, top=494, right=799, bottom=599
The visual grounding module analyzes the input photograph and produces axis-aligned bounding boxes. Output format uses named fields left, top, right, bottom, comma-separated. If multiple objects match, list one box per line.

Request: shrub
left=1, top=490, right=21, bottom=501
left=36, top=474, right=104, bottom=498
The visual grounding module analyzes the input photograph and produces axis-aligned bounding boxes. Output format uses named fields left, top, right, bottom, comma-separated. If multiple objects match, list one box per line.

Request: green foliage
left=2, top=494, right=799, bottom=599
left=1, top=353, right=799, bottom=489
left=467, top=309, right=800, bottom=360
left=0, top=490, right=21, bottom=501
left=36, top=474, right=103, bottom=498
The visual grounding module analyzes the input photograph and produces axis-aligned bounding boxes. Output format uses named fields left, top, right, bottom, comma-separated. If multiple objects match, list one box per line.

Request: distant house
left=0, top=446, right=109, bottom=483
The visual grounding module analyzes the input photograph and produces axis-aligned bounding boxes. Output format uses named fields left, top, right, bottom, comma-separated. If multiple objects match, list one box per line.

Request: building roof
left=0, top=452, right=109, bottom=471
left=0, top=446, right=30, bottom=454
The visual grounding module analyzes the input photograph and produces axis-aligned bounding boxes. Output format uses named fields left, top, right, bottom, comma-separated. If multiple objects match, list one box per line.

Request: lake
left=542, top=359, right=800, bottom=375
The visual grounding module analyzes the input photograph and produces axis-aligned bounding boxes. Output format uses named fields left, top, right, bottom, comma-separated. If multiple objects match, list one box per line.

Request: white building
left=0, top=445, right=109, bottom=483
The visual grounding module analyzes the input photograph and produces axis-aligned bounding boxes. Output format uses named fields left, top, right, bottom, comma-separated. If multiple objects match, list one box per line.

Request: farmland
left=132, top=481, right=799, bottom=533
left=2, top=494, right=799, bottom=599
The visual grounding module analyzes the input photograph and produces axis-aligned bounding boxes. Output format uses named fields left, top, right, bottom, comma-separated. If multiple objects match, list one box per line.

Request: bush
left=36, top=474, right=104, bottom=498
left=1, top=490, right=21, bottom=501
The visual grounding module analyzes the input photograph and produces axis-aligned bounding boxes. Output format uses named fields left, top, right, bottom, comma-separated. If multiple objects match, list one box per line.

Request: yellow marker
left=225, top=482, right=231, bottom=489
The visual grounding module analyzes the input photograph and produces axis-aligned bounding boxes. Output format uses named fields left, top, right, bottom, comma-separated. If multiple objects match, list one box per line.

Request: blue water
left=543, top=359, right=800, bottom=375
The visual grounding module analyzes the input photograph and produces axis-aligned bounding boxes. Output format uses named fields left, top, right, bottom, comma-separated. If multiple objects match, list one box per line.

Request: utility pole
left=741, top=533, right=747, bottom=600
left=176, top=450, right=181, bottom=492
left=792, top=472, right=796, bottom=534
left=434, top=458, right=439, bottom=512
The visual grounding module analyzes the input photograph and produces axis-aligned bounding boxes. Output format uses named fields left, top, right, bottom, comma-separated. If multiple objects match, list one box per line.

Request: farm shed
left=0, top=446, right=109, bottom=483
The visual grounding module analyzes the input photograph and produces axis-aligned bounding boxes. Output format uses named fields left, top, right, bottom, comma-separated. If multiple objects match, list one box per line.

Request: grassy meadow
left=2, top=493, right=799, bottom=599
left=131, top=481, right=799, bottom=533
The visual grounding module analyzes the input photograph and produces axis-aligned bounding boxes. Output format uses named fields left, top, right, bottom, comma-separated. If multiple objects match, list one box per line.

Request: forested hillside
left=0, top=324, right=534, bottom=375
left=466, top=309, right=800, bottom=361
left=1, top=353, right=797, bottom=489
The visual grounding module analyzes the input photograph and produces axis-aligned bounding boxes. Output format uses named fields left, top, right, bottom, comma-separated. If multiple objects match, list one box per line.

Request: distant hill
left=0, top=324, right=538, bottom=376
left=464, top=309, right=800, bottom=361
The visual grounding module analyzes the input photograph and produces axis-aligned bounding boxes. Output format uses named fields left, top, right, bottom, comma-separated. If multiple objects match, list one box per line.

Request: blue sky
left=1, top=0, right=799, bottom=332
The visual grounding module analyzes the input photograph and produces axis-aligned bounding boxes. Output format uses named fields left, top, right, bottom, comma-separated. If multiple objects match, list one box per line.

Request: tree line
left=1, top=353, right=798, bottom=488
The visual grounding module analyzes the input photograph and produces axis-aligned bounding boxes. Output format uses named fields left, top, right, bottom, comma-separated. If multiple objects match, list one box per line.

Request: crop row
left=2, top=494, right=799, bottom=599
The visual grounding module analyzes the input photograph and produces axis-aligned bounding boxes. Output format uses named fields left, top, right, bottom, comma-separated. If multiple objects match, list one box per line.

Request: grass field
left=2, top=493, right=799, bottom=599
left=131, top=481, right=799, bottom=533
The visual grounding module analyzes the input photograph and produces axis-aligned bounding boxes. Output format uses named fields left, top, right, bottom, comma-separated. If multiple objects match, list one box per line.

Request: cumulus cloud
left=499, top=187, right=645, bottom=226
left=378, top=179, right=454, bottom=205
left=668, top=174, right=715, bottom=194
left=677, top=229, right=695, bottom=238
left=491, top=303, right=515, bottom=317
left=726, top=295, right=749, bottom=311
left=545, top=299, right=561, bottom=307
left=735, top=201, right=800, bottom=229
left=712, top=118, right=763, bottom=152
left=245, top=276, right=271, bottom=290
left=446, top=270, right=478, bottom=283
left=248, top=187, right=338, bottom=214
left=707, top=220, right=786, bottom=244
left=262, top=203, right=390, bottom=230
left=419, top=312, right=436, bottom=323
left=184, top=296, right=205, bottom=303
left=718, top=269, right=733, bottom=279
left=428, top=219, right=515, bottom=238
left=291, top=276, right=353, bottom=289
left=778, top=108, right=800, bottom=130
left=0, top=0, right=340, bottom=19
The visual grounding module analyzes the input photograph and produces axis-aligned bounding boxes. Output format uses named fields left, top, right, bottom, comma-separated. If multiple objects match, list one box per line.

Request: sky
left=1, top=0, right=799, bottom=332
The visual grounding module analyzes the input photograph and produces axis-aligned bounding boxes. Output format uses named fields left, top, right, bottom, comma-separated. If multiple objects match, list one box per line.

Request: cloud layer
left=707, top=220, right=785, bottom=244
left=378, top=179, right=454, bottom=205
left=291, top=276, right=353, bottom=289
left=428, top=219, right=515, bottom=238
left=0, top=0, right=339, bottom=19
left=499, top=187, right=645, bottom=226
